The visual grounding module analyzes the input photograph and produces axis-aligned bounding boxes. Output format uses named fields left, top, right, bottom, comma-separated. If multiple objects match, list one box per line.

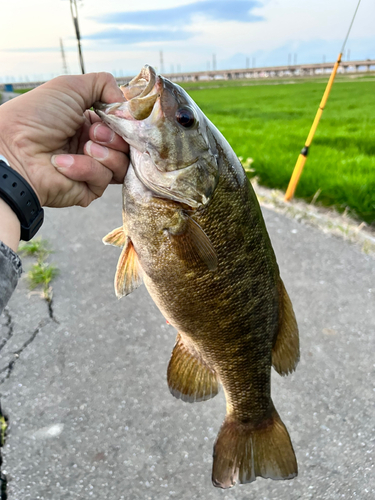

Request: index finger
left=83, top=72, right=126, bottom=108
left=42, top=72, right=125, bottom=112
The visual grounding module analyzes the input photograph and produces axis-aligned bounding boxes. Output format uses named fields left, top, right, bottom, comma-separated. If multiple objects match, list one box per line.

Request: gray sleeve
left=0, top=241, right=23, bottom=315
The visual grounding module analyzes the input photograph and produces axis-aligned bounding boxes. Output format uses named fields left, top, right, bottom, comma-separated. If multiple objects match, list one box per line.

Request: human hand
left=0, top=73, right=129, bottom=208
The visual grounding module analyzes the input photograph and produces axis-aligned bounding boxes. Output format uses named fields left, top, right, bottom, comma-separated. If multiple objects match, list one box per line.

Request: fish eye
left=175, top=108, right=195, bottom=128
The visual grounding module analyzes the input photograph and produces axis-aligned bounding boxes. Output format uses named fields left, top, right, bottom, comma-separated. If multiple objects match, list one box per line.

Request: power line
left=70, top=0, right=85, bottom=74
left=59, top=38, right=69, bottom=75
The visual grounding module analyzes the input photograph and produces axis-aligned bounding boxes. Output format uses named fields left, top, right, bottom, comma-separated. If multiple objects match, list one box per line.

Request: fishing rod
left=284, top=0, right=362, bottom=202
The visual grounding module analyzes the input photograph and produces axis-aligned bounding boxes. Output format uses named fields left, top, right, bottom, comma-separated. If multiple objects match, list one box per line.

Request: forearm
left=0, top=198, right=22, bottom=315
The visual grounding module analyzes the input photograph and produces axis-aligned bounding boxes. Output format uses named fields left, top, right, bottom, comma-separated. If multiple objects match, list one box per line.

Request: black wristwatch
left=0, top=158, right=44, bottom=241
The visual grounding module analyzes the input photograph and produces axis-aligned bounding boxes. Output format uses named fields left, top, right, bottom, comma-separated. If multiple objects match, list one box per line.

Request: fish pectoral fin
left=115, top=238, right=143, bottom=298
left=103, top=227, right=127, bottom=247
left=272, top=279, right=300, bottom=376
left=168, top=215, right=218, bottom=271
left=212, top=405, right=298, bottom=489
left=167, top=333, right=219, bottom=403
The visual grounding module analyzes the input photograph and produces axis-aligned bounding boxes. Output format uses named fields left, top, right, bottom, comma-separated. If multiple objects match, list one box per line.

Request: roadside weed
left=18, top=238, right=59, bottom=302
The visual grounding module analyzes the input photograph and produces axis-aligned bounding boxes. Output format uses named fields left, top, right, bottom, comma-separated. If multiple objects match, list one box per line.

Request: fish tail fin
left=212, top=406, right=297, bottom=489
left=272, top=279, right=300, bottom=376
left=167, top=333, right=219, bottom=402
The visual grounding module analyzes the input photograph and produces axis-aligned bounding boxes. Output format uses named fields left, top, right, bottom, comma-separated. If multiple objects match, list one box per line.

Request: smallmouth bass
left=95, top=65, right=299, bottom=488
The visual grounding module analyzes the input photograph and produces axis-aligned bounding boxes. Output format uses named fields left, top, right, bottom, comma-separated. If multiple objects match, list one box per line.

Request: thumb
left=43, top=72, right=126, bottom=112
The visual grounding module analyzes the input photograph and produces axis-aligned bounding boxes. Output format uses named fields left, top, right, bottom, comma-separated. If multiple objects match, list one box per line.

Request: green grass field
left=181, top=77, right=375, bottom=225
left=13, top=88, right=32, bottom=94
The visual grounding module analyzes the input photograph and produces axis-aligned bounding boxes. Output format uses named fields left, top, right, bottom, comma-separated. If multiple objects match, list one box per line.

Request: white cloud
left=0, top=0, right=374, bottom=81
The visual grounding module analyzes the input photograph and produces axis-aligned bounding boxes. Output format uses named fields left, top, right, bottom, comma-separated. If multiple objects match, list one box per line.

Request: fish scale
left=96, top=65, right=300, bottom=489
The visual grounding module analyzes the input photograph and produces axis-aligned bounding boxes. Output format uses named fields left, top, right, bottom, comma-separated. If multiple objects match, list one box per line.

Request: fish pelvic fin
left=168, top=215, right=218, bottom=271
left=212, top=406, right=298, bottom=489
left=167, top=333, right=219, bottom=403
left=103, top=227, right=127, bottom=247
left=115, top=238, right=143, bottom=298
left=272, top=279, right=300, bottom=376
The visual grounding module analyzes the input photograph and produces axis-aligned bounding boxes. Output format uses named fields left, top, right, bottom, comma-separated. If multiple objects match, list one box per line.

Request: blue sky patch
left=94, top=1, right=264, bottom=27
left=85, top=28, right=194, bottom=44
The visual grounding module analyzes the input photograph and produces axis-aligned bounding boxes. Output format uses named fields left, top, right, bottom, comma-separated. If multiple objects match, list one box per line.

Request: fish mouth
left=94, top=65, right=160, bottom=121
left=120, top=65, right=157, bottom=100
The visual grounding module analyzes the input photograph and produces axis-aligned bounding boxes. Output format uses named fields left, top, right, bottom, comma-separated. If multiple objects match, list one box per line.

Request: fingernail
left=94, top=123, right=115, bottom=143
left=51, top=155, right=74, bottom=169
left=86, top=140, right=109, bottom=160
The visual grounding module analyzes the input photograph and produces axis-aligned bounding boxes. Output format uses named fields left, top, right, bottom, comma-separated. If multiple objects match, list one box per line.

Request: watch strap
left=0, top=160, right=44, bottom=241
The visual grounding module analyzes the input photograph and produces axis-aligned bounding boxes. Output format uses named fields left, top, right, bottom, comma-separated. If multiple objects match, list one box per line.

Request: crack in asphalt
left=0, top=298, right=58, bottom=499
left=0, top=310, right=13, bottom=353
left=0, top=319, right=47, bottom=385
left=0, top=295, right=58, bottom=385
left=47, top=296, right=59, bottom=324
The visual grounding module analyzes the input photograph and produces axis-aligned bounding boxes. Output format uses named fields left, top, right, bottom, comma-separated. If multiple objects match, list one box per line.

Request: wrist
left=0, top=141, right=33, bottom=191
left=0, top=197, right=21, bottom=252
left=0, top=160, right=44, bottom=241
left=0, top=115, right=39, bottom=201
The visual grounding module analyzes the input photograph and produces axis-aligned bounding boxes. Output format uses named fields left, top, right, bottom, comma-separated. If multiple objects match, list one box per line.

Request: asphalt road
left=0, top=185, right=374, bottom=500
left=0, top=91, right=19, bottom=105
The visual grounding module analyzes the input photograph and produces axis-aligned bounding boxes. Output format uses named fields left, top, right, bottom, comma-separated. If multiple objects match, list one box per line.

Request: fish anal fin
left=167, top=333, right=219, bottom=402
left=168, top=214, right=218, bottom=271
left=115, top=239, right=143, bottom=298
left=272, top=279, right=300, bottom=376
left=212, top=406, right=297, bottom=489
left=103, top=227, right=127, bottom=247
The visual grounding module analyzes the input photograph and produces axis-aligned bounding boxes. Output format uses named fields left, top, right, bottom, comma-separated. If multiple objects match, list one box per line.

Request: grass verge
left=183, top=78, right=375, bottom=225
left=0, top=402, right=8, bottom=500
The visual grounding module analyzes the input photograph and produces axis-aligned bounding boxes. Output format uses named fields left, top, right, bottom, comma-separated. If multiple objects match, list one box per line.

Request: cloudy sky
left=1, top=0, right=374, bottom=82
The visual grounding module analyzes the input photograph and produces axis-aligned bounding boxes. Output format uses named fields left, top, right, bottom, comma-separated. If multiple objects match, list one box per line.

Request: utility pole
left=70, top=0, right=85, bottom=74
left=246, top=57, right=249, bottom=69
left=59, top=38, right=69, bottom=75
left=212, top=53, right=217, bottom=71
left=160, top=51, right=164, bottom=74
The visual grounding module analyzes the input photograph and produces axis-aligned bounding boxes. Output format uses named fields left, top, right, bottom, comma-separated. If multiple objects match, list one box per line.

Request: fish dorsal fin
left=167, top=333, right=219, bottom=402
left=272, top=279, right=300, bottom=376
left=115, top=238, right=143, bottom=298
left=169, top=215, right=218, bottom=271
left=103, top=227, right=127, bottom=247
